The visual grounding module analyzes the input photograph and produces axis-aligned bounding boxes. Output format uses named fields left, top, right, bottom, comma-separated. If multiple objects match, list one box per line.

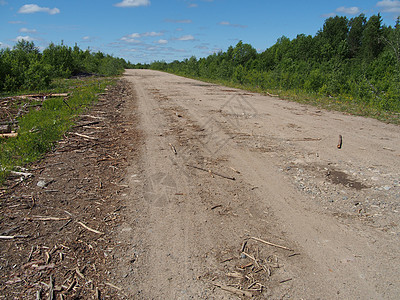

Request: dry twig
left=187, top=164, right=236, bottom=181
left=250, top=237, right=293, bottom=251
left=77, top=221, right=104, bottom=235
left=213, top=283, right=253, bottom=297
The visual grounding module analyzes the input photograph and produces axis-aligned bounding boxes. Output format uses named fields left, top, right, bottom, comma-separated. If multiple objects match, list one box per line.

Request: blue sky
left=1, top=0, right=400, bottom=63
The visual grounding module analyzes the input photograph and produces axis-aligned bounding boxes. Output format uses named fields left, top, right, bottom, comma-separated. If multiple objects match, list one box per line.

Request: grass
left=0, top=76, right=116, bottom=185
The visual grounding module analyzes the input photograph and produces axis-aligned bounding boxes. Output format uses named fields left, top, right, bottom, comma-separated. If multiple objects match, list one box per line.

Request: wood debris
left=187, top=164, right=236, bottom=181
left=250, top=237, right=293, bottom=251
left=169, top=143, right=177, bottom=155
left=77, top=221, right=104, bottom=235
left=213, top=283, right=254, bottom=297
left=0, top=80, right=137, bottom=299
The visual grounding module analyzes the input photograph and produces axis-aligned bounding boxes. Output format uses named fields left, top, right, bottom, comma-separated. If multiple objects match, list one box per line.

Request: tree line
left=147, top=14, right=400, bottom=112
left=0, top=40, right=128, bottom=92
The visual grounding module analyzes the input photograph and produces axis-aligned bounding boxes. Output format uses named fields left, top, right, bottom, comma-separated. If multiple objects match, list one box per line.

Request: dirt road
left=113, top=69, right=400, bottom=299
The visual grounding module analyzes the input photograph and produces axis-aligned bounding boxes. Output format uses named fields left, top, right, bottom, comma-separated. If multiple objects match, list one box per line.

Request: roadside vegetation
left=146, top=14, right=400, bottom=123
left=0, top=41, right=126, bottom=184
left=0, top=40, right=127, bottom=92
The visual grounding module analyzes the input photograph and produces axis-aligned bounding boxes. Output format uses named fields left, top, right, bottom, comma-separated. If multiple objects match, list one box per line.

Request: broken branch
left=213, top=283, right=253, bottom=298
left=77, top=221, right=104, bottom=235
left=250, top=237, right=293, bottom=251
left=187, top=164, right=235, bottom=181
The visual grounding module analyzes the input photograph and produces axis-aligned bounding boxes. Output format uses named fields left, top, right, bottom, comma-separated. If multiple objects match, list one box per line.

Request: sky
left=1, top=0, right=400, bottom=64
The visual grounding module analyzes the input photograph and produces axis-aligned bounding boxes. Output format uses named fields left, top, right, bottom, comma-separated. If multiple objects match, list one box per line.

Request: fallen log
left=15, top=93, right=69, bottom=99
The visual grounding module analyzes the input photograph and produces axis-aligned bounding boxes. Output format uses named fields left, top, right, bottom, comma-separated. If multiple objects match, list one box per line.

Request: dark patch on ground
left=326, top=169, right=368, bottom=191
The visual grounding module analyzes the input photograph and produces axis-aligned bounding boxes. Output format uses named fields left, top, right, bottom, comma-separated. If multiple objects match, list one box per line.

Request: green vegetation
left=0, top=40, right=127, bottom=92
left=148, top=14, right=400, bottom=123
left=0, top=40, right=129, bottom=184
left=0, top=77, right=115, bottom=184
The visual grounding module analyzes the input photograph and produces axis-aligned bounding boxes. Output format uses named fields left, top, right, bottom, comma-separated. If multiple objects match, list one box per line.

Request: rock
left=37, top=178, right=54, bottom=188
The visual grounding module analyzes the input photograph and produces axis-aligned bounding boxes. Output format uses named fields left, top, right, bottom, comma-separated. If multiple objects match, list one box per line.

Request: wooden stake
left=337, top=135, right=343, bottom=149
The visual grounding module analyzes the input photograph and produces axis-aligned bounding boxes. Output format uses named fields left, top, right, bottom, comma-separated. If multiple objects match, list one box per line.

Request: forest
left=147, top=14, right=400, bottom=113
left=0, top=40, right=128, bottom=92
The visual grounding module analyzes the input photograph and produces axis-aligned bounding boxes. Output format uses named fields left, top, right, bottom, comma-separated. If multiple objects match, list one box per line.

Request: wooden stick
left=220, top=257, right=234, bottom=263
left=59, top=219, right=72, bottom=231
left=28, top=246, right=36, bottom=262
left=213, top=283, right=253, bottom=297
left=30, top=216, right=70, bottom=221
left=0, top=235, right=29, bottom=239
left=250, top=237, right=293, bottom=251
left=229, top=166, right=240, bottom=174
left=75, top=267, right=85, bottom=279
left=73, top=132, right=97, bottom=140
left=279, top=278, right=293, bottom=284
left=169, top=143, right=177, bottom=155
left=73, top=121, right=101, bottom=128
left=0, top=132, right=18, bottom=138
left=337, top=135, right=343, bottom=149
left=48, top=275, right=54, bottom=300
left=211, top=204, right=222, bottom=210
left=241, top=240, right=248, bottom=252
left=77, top=221, right=104, bottom=235
left=105, top=282, right=122, bottom=291
left=242, top=251, right=259, bottom=267
left=187, top=165, right=236, bottom=181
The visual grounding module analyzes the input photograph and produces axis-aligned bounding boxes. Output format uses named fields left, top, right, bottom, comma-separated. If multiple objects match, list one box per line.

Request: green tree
left=362, top=14, right=384, bottom=62
left=348, top=14, right=367, bottom=58
left=232, top=41, right=257, bottom=66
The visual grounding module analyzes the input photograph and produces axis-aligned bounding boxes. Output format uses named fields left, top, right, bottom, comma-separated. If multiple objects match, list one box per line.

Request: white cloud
left=377, top=0, right=400, bottom=13
left=82, top=36, right=90, bottom=40
left=119, top=31, right=163, bottom=43
left=176, top=35, right=195, bottom=41
left=336, top=6, right=360, bottom=15
left=18, top=4, right=60, bottom=15
left=125, top=33, right=141, bottom=38
left=156, top=39, right=168, bottom=44
left=322, top=6, right=361, bottom=18
left=13, top=35, right=36, bottom=42
left=19, top=27, right=37, bottom=33
left=0, top=0, right=7, bottom=6
left=9, top=20, right=25, bottom=24
left=120, top=36, right=141, bottom=43
left=114, top=0, right=150, bottom=7
left=218, top=21, right=247, bottom=28
left=142, top=31, right=163, bottom=37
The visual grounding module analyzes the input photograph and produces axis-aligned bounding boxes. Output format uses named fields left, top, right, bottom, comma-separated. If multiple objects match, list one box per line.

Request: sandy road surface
left=116, top=69, right=400, bottom=299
